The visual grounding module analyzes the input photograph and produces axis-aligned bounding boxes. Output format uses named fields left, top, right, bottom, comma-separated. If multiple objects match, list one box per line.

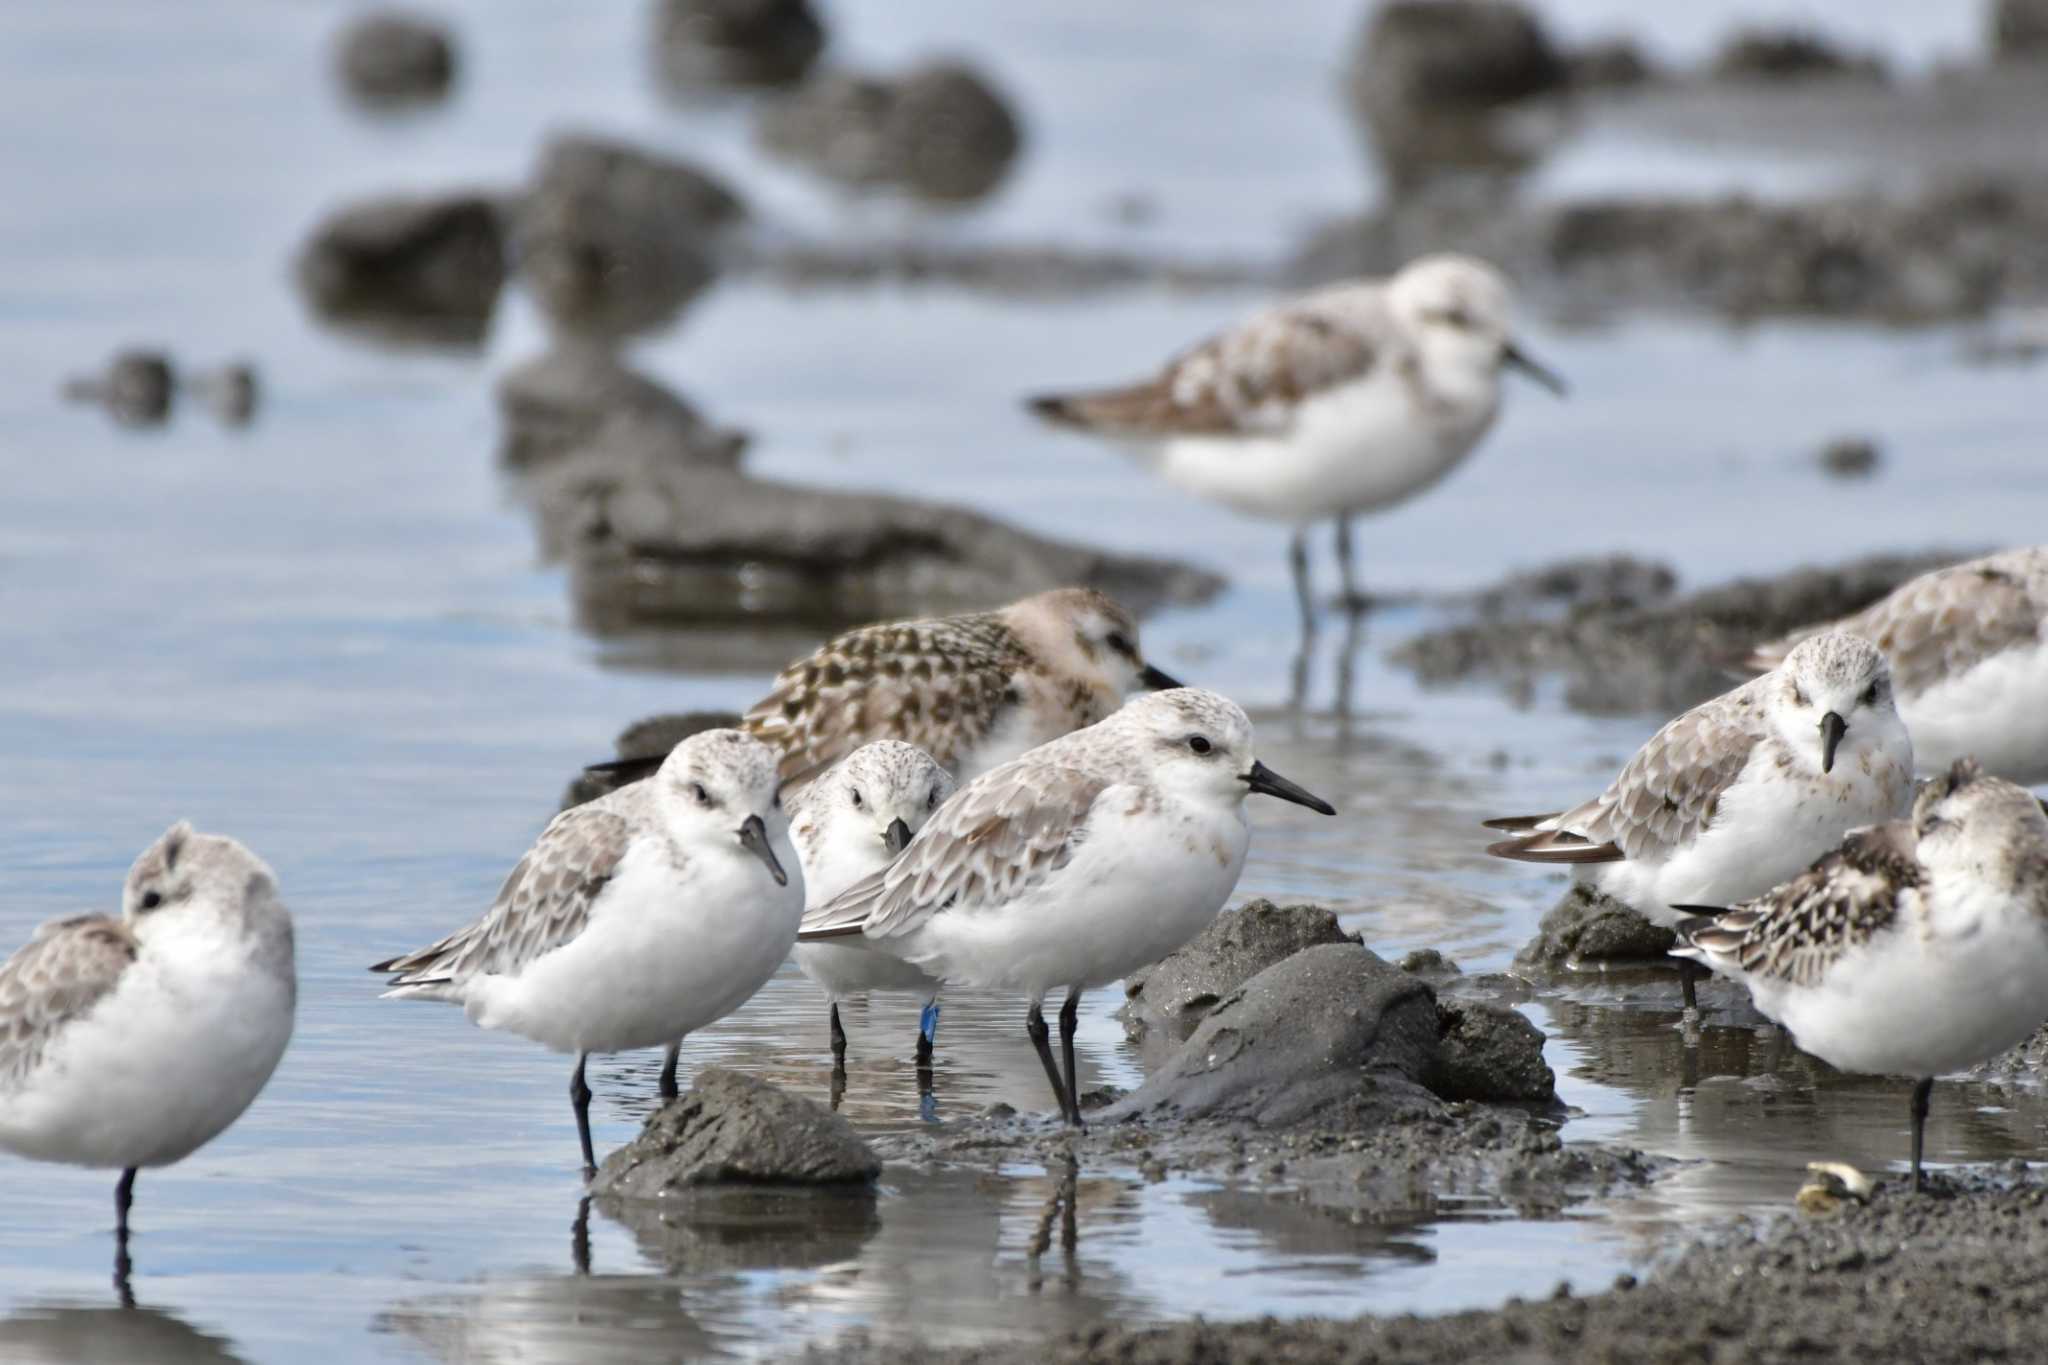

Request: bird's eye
left=139, top=889, right=163, bottom=911
left=1861, top=682, right=1881, bottom=706
left=927, top=785, right=941, bottom=810
left=690, top=782, right=711, bottom=806
left=850, top=788, right=864, bottom=809
left=1105, top=631, right=1134, bottom=656
left=1188, top=735, right=1212, bottom=755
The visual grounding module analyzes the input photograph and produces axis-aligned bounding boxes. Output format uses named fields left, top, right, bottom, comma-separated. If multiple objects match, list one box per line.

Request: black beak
left=737, top=814, right=788, bottom=886
left=1242, top=760, right=1337, bottom=815
left=1819, top=711, right=1848, bottom=774
left=1140, top=663, right=1183, bottom=691
left=883, top=817, right=912, bottom=856
left=1503, top=341, right=1568, bottom=397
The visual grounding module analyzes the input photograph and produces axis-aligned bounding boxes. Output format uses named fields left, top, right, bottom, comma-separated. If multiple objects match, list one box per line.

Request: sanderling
left=1672, top=759, right=2048, bottom=1189
left=788, top=740, right=957, bottom=1070
left=0, top=823, right=296, bottom=1283
left=801, top=688, right=1335, bottom=1125
left=1745, top=546, right=2048, bottom=784
left=1027, top=254, right=1564, bottom=625
left=373, top=729, right=802, bottom=1177
left=1486, top=633, right=1914, bottom=1009
left=585, top=587, right=1181, bottom=789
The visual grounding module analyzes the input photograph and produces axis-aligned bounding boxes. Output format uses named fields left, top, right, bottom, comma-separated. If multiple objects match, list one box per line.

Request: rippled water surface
left=4, top=2, right=2047, bottom=1360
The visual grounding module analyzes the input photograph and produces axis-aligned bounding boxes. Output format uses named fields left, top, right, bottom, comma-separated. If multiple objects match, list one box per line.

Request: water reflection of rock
left=379, top=1276, right=722, bottom=1365
left=1188, top=1185, right=1436, bottom=1269
left=598, top=1185, right=880, bottom=1274
left=0, top=1301, right=247, bottom=1365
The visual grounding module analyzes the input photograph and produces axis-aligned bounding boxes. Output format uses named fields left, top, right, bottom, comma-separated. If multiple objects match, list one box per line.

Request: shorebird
left=788, top=741, right=957, bottom=1070
left=1026, top=254, right=1564, bottom=626
left=800, top=689, right=1336, bottom=1125
left=1486, top=633, right=1914, bottom=1010
left=584, top=587, right=1181, bottom=789
left=1745, top=547, right=2048, bottom=784
left=373, top=729, right=801, bottom=1177
left=0, top=823, right=296, bottom=1286
left=1672, top=759, right=2048, bottom=1190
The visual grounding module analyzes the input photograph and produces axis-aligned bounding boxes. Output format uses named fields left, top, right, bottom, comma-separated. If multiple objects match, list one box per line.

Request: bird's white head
left=1110, top=689, right=1337, bottom=817
left=791, top=741, right=955, bottom=903
left=1386, top=253, right=1565, bottom=405
left=654, top=729, right=796, bottom=889
left=122, top=821, right=283, bottom=940
left=1912, top=758, right=2048, bottom=899
left=1770, top=632, right=1910, bottom=778
left=1001, top=587, right=1183, bottom=704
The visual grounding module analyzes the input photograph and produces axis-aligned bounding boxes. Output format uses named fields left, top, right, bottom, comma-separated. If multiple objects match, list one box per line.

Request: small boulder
left=515, top=134, right=744, bottom=339
left=592, top=1067, right=879, bottom=1195
left=296, top=192, right=506, bottom=347
left=1105, top=943, right=1446, bottom=1128
left=1709, top=28, right=1888, bottom=84
left=757, top=60, right=1022, bottom=202
left=1816, top=435, right=1881, bottom=480
left=1432, top=1000, right=1555, bottom=1102
left=335, top=11, right=456, bottom=105
left=652, top=0, right=825, bottom=91
left=190, top=362, right=259, bottom=427
left=1993, top=0, right=2048, bottom=61
left=496, top=347, right=746, bottom=472
left=1398, top=947, right=1463, bottom=981
left=1515, top=883, right=1675, bottom=969
left=61, top=349, right=175, bottom=427
left=1120, top=900, right=1358, bottom=1061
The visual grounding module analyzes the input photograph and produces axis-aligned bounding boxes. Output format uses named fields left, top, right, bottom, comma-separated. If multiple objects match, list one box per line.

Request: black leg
left=915, top=999, right=939, bottom=1068
left=571, top=1053, right=596, bottom=1180
left=571, top=1197, right=592, bottom=1276
left=830, top=1002, right=848, bottom=1067
left=1059, top=988, right=1084, bottom=1127
left=1678, top=959, right=1701, bottom=1014
left=1290, top=528, right=1316, bottom=636
left=1910, top=1076, right=1934, bottom=1192
left=1334, top=516, right=1359, bottom=609
left=658, top=1040, right=681, bottom=1102
left=113, top=1168, right=136, bottom=1305
left=1026, top=1001, right=1072, bottom=1123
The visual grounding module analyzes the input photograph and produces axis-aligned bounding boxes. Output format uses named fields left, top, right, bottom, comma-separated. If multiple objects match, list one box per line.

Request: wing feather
left=799, top=762, right=1113, bottom=942
left=0, top=915, right=137, bottom=1093
left=373, top=806, right=638, bottom=986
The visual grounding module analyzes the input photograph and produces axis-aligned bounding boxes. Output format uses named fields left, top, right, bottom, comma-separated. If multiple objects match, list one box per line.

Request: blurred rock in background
left=296, top=192, right=507, bottom=347
left=757, top=59, right=1023, bottom=203
left=651, top=0, right=826, bottom=94
left=334, top=10, right=458, bottom=108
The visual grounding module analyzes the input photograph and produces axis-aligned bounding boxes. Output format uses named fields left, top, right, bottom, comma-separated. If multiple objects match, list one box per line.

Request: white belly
left=1902, top=641, right=2048, bottom=784
left=1152, top=376, right=1497, bottom=523
left=891, top=797, right=1249, bottom=999
left=0, top=948, right=294, bottom=1170
left=473, top=836, right=803, bottom=1055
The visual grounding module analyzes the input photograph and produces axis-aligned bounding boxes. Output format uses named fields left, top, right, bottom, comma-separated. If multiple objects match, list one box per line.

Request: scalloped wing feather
left=0, top=915, right=137, bottom=1093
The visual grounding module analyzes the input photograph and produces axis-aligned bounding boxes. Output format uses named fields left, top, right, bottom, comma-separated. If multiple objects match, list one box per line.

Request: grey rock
left=190, top=363, right=259, bottom=427
left=496, top=347, right=746, bottom=472
left=1994, top=0, right=2048, bottom=61
left=1393, top=548, right=1976, bottom=716
left=528, top=438, right=1223, bottom=634
left=1515, top=883, right=1675, bottom=969
left=1431, top=1000, right=1555, bottom=1102
left=1120, top=900, right=1359, bottom=1062
left=592, top=1067, right=879, bottom=1195
left=1817, top=435, right=1882, bottom=479
left=1709, top=28, right=1888, bottom=84
left=1105, top=944, right=1446, bottom=1129
left=758, top=60, right=1022, bottom=203
left=335, top=11, right=456, bottom=105
left=62, top=349, right=175, bottom=427
left=561, top=710, right=742, bottom=809
left=1398, top=947, right=1463, bottom=980
left=296, top=192, right=506, bottom=347
left=652, top=0, right=825, bottom=90
left=515, top=133, right=744, bottom=339
left=1564, top=38, right=1655, bottom=90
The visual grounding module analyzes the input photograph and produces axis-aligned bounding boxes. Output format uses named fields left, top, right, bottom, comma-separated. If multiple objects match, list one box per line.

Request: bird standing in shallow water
left=788, top=740, right=956, bottom=1077
left=1672, top=759, right=2048, bottom=1190
left=1028, top=254, right=1564, bottom=629
left=585, top=586, right=1182, bottom=790
left=1484, top=633, right=1914, bottom=1013
left=373, top=729, right=801, bottom=1178
left=0, top=823, right=296, bottom=1296
left=800, top=689, right=1335, bottom=1126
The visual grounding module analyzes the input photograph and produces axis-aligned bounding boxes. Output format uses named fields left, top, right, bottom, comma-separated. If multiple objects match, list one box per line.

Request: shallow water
left=3, top=2, right=2047, bottom=1360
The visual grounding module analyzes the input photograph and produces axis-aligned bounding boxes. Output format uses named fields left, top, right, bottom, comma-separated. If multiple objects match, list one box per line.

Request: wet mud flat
left=813, top=1171, right=2048, bottom=1364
